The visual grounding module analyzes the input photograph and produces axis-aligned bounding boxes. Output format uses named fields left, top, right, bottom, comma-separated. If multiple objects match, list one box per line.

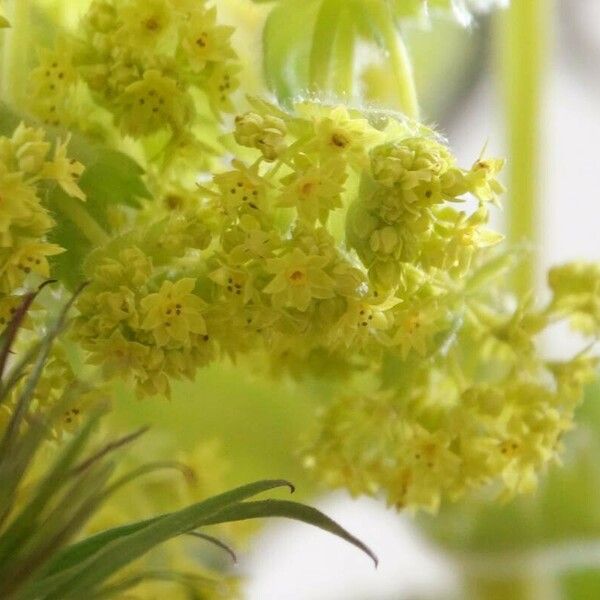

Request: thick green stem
left=498, top=0, right=549, bottom=294
left=1, top=0, right=31, bottom=108
left=54, top=196, right=110, bottom=247
left=332, top=7, right=355, bottom=99
left=309, top=0, right=342, bottom=94
left=381, top=19, right=420, bottom=120
left=365, top=1, right=420, bottom=120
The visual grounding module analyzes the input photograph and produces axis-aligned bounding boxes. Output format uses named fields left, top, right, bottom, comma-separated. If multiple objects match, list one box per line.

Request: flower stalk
left=368, top=0, right=420, bottom=120
left=1, top=0, right=30, bottom=108
left=498, top=0, right=550, bottom=294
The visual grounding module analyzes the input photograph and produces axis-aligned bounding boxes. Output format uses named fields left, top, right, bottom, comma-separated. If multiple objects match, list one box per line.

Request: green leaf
left=0, top=101, right=150, bottom=289
left=47, top=147, right=150, bottom=289
left=31, top=480, right=294, bottom=598
left=89, top=569, right=220, bottom=600
left=202, top=499, right=378, bottom=567
left=187, top=532, right=238, bottom=564
left=0, top=410, right=102, bottom=566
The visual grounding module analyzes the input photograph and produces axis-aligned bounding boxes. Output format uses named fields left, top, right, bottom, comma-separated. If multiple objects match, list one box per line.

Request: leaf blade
left=202, top=499, right=378, bottom=567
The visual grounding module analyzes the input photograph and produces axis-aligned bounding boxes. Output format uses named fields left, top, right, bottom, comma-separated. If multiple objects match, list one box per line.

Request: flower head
left=264, top=247, right=335, bottom=311
left=40, top=137, right=86, bottom=200
left=179, top=9, right=236, bottom=71
left=141, top=278, right=206, bottom=346
left=117, top=0, right=176, bottom=52
left=234, top=111, right=287, bottom=161
left=278, top=156, right=346, bottom=223
left=119, top=69, right=193, bottom=137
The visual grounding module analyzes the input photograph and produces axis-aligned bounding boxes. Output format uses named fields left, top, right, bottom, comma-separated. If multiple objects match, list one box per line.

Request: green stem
left=1, top=0, right=31, bottom=108
left=309, top=0, right=342, bottom=94
left=498, top=0, right=549, bottom=294
left=54, top=196, right=110, bottom=247
left=332, top=7, right=355, bottom=99
left=366, top=1, right=420, bottom=120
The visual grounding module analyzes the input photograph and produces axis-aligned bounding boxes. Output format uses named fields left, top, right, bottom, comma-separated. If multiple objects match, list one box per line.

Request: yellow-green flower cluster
left=0, top=123, right=85, bottom=321
left=306, top=355, right=596, bottom=513
left=305, top=255, right=600, bottom=512
left=72, top=99, right=599, bottom=510
left=75, top=101, right=501, bottom=396
left=548, top=262, right=600, bottom=336
left=75, top=238, right=214, bottom=397
left=29, top=0, right=239, bottom=150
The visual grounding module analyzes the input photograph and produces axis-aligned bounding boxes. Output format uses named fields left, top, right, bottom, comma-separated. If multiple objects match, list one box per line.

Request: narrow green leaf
left=201, top=499, right=379, bottom=568
left=71, top=426, right=148, bottom=476
left=0, top=280, right=55, bottom=394
left=0, top=284, right=85, bottom=467
left=38, top=520, right=156, bottom=581
left=187, top=532, right=238, bottom=564
left=0, top=409, right=102, bottom=565
left=88, top=569, right=218, bottom=600
left=0, top=286, right=87, bottom=524
left=33, top=480, right=294, bottom=597
left=1, top=462, right=114, bottom=599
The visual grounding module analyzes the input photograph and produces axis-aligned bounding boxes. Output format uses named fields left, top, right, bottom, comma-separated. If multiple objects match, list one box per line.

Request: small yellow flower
left=389, top=305, right=441, bottom=358
left=117, top=0, right=176, bottom=51
left=0, top=241, right=64, bottom=293
left=234, top=111, right=287, bottom=161
left=88, top=329, right=151, bottom=380
left=225, top=215, right=281, bottom=262
left=141, top=278, right=206, bottom=346
left=278, top=156, right=346, bottom=223
left=466, top=157, right=505, bottom=203
left=8, top=123, right=51, bottom=175
left=204, top=62, right=240, bottom=115
left=213, top=160, right=268, bottom=219
left=333, top=295, right=400, bottom=348
left=119, top=70, right=193, bottom=137
left=303, top=104, right=382, bottom=168
left=0, top=166, right=54, bottom=246
left=40, top=137, right=86, bottom=200
left=0, top=294, right=30, bottom=329
left=264, top=247, right=335, bottom=311
left=209, top=265, right=256, bottom=304
left=30, top=47, right=78, bottom=98
left=180, top=9, right=236, bottom=71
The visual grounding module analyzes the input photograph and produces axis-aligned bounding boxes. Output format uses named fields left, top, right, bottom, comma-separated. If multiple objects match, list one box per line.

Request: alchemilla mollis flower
left=66, top=96, right=600, bottom=511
